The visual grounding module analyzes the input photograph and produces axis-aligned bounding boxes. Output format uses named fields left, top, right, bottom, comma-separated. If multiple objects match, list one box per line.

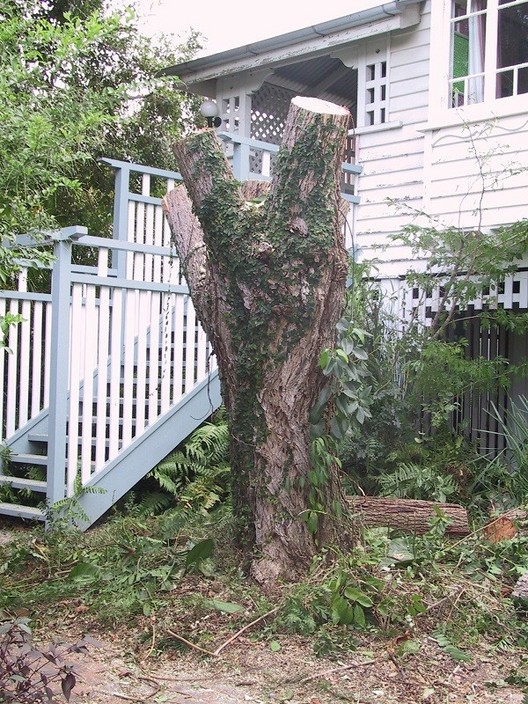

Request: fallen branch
left=166, top=629, right=216, bottom=657
left=213, top=606, right=280, bottom=656
left=350, top=496, right=469, bottom=536
left=165, top=607, right=280, bottom=660
left=96, top=691, right=138, bottom=702
left=290, top=657, right=380, bottom=684
left=138, top=676, right=161, bottom=700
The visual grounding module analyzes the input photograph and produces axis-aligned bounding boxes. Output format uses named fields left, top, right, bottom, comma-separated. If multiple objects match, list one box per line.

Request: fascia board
left=175, top=16, right=404, bottom=87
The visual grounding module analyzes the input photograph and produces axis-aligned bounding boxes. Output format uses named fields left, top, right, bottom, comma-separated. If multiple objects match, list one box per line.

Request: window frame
left=428, top=0, right=528, bottom=127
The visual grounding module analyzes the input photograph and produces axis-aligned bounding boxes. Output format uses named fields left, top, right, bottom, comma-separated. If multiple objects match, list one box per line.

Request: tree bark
left=349, top=497, right=470, bottom=536
left=163, top=97, right=351, bottom=585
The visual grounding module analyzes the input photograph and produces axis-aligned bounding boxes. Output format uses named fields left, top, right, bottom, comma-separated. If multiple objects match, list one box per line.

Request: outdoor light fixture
left=200, top=99, right=222, bottom=128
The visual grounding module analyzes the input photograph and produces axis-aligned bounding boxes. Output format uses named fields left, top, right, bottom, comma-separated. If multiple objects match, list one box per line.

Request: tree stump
left=163, top=97, right=352, bottom=584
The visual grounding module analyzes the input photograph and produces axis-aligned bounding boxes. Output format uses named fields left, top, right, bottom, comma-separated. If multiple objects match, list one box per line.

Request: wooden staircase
left=0, top=159, right=224, bottom=527
left=0, top=369, right=221, bottom=525
left=0, top=143, right=361, bottom=527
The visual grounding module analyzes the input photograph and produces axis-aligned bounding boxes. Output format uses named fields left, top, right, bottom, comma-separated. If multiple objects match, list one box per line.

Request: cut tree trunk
left=349, top=496, right=470, bottom=536
left=163, top=97, right=351, bottom=585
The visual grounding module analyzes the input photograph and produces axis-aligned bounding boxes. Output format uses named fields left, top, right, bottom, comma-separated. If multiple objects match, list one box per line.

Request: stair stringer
left=73, top=370, right=222, bottom=530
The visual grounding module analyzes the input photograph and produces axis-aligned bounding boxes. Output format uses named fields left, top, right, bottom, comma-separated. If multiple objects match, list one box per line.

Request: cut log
left=349, top=496, right=470, bottom=536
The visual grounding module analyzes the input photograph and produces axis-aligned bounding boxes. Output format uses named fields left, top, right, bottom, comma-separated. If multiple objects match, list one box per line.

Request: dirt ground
left=40, top=625, right=524, bottom=704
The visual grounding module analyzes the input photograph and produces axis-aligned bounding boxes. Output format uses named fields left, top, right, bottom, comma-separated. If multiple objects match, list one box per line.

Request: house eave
left=160, top=0, right=422, bottom=91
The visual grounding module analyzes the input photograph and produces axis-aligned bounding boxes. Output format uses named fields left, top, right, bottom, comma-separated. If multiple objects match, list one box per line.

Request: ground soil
left=59, top=628, right=526, bottom=704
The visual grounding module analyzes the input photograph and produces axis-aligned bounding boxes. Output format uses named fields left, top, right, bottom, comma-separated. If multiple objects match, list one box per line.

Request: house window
left=365, top=60, right=387, bottom=125
left=450, top=0, right=528, bottom=106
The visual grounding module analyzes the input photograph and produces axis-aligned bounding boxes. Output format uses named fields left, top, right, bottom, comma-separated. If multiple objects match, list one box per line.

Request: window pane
left=451, top=0, right=487, bottom=104
left=497, top=2, right=528, bottom=68
left=497, top=1, right=528, bottom=97
left=453, top=0, right=467, bottom=18
left=497, top=67, right=515, bottom=95
left=520, top=65, right=528, bottom=93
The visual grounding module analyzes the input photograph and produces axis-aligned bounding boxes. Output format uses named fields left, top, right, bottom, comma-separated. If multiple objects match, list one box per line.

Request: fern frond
left=139, top=416, right=230, bottom=516
left=137, top=491, right=173, bottom=516
left=379, top=462, right=458, bottom=502
left=184, top=422, right=229, bottom=465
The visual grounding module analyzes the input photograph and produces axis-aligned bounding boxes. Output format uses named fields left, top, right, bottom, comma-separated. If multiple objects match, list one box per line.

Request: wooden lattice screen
left=406, top=274, right=528, bottom=456
left=250, top=82, right=296, bottom=175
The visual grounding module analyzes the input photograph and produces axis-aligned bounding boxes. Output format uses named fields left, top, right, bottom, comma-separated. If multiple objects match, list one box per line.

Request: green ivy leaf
left=319, top=349, right=330, bottom=369
left=68, top=562, right=100, bottom=582
left=185, top=538, right=214, bottom=568
left=331, top=595, right=355, bottom=625
left=207, top=599, right=244, bottom=614
left=353, top=603, right=366, bottom=627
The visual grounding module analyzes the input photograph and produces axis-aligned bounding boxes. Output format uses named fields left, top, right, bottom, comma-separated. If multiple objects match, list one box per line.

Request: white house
left=161, top=0, right=528, bottom=273
left=161, top=0, right=528, bottom=444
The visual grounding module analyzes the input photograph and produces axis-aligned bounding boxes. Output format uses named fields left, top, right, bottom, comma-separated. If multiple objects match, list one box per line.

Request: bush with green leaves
left=0, top=0, right=201, bottom=243
left=0, top=0, right=201, bottom=341
left=269, top=512, right=528, bottom=658
left=337, top=218, right=528, bottom=508
left=0, top=511, right=223, bottom=622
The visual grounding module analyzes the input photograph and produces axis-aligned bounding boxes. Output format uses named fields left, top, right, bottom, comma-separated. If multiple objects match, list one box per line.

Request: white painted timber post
left=46, top=226, right=87, bottom=508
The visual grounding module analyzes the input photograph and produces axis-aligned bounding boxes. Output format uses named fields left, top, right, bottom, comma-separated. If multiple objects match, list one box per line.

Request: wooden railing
left=0, top=228, right=214, bottom=505
left=217, top=131, right=361, bottom=204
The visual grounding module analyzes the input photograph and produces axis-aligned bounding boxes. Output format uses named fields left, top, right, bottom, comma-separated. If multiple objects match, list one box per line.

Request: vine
left=306, top=293, right=373, bottom=534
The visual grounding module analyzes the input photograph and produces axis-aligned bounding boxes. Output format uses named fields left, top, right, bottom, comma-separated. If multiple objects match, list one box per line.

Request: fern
left=379, top=462, right=458, bottom=503
left=138, top=416, right=230, bottom=516
left=433, top=630, right=472, bottom=662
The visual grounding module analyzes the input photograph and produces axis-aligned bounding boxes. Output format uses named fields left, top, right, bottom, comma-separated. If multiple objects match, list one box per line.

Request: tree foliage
left=0, top=0, right=201, bottom=245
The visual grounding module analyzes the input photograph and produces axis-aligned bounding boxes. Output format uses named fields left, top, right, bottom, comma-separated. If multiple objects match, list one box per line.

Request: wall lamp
left=200, top=99, right=222, bottom=128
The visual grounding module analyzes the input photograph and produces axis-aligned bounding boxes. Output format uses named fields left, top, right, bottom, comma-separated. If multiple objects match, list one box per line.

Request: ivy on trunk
left=163, top=97, right=352, bottom=585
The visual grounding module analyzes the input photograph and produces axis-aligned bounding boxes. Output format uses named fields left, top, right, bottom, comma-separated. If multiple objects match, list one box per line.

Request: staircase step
left=0, top=503, right=45, bottom=521
left=28, top=433, right=49, bottom=444
left=9, top=454, right=48, bottom=466
left=0, top=476, right=47, bottom=493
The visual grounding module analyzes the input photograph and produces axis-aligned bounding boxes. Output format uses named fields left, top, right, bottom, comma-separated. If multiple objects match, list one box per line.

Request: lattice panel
left=250, top=83, right=296, bottom=174
left=403, top=270, right=528, bottom=327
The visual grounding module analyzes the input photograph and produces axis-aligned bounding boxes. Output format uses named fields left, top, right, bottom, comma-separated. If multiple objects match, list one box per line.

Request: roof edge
left=158, top=1, right=422, bottom=79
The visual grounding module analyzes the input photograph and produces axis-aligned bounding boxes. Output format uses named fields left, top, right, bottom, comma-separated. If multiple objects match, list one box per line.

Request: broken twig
left=292, top=658, right=379, bottom=684
left=166, top=629, right=216, bottom=657
left=213, top=606, right=280, bottom=656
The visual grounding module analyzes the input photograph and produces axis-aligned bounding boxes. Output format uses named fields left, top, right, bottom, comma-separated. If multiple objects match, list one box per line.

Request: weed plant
left=271, top=515, right=528, bottom=658
left=0, top=508, right=234, bottom=625
left=0, top=614, right=97, bottom=703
